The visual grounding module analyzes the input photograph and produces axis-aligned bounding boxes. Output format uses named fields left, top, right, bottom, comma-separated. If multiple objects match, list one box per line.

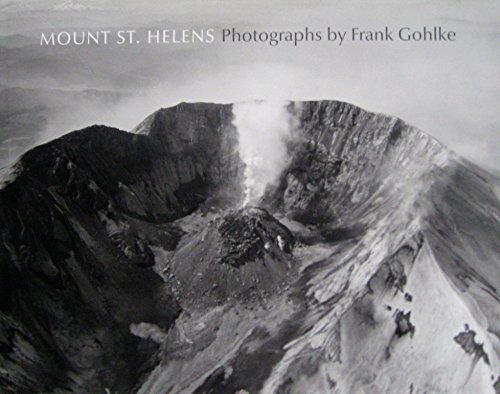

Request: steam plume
left=232, top=100, right=292, bottom=205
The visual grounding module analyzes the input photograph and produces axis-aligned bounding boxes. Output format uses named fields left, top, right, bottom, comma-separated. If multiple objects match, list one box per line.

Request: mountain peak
left=53, top=0, right=93, bottom=11
left=0, top=100, right=498, bottom=393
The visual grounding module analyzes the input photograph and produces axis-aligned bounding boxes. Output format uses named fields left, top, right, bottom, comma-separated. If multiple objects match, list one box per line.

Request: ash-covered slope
left=255, top=102, right=500, bottom=394
left=163, top=206, right=295, bottom=311
left=0, top=100, right=499, bottom=394
left=0, top=103, right=241, bottom=393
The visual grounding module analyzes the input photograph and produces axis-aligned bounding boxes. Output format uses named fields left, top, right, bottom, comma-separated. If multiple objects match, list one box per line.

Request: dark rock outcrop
left=217, top=207, right=294, bottom=267
left=454, top=326, right=490, bottom=365
left=394, top=310, right=415, bottom=338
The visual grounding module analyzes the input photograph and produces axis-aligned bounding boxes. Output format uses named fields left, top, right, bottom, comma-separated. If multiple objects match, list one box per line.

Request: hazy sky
left=1, top=0, right=499, bottom=169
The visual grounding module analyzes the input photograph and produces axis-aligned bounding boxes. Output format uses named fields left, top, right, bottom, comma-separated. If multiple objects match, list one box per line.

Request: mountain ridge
left=0, top=100, right=498, bottom=393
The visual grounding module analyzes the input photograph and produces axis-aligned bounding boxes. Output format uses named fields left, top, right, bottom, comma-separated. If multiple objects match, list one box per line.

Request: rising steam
left=232, top=100, right=293, bottom=206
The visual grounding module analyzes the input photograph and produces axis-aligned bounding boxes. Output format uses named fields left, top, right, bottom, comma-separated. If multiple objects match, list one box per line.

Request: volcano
left=0, top=100, right=499, bottom=393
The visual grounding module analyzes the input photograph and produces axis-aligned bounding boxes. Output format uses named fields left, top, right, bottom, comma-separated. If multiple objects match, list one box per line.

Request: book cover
left=0, top=1, right=498, bottom=393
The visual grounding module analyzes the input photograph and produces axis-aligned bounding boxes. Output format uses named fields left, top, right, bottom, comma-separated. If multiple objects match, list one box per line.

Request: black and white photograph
left=0, top=1, right=499, bottom=393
